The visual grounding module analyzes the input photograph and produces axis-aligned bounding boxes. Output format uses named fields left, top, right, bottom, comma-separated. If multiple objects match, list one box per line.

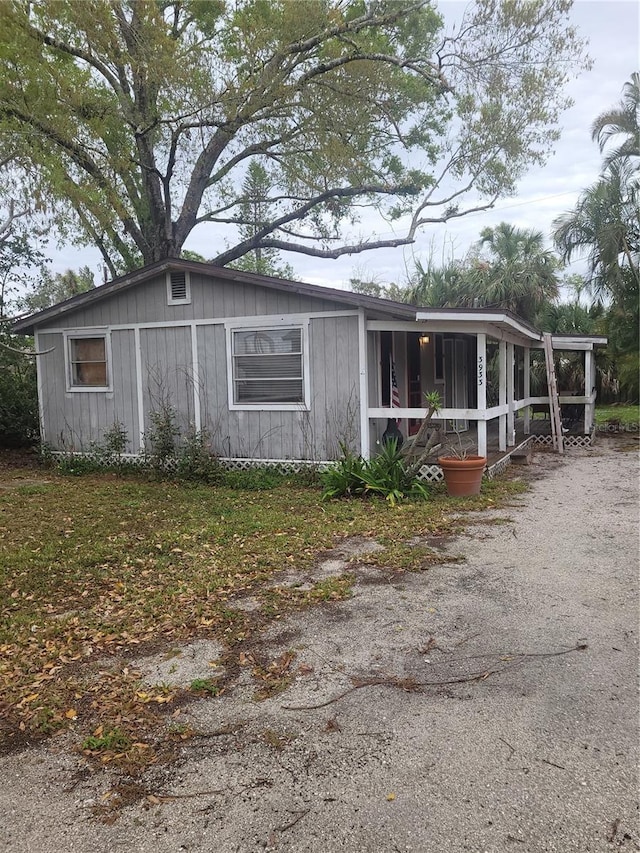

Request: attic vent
left=167, top=270, right=190, bottom=304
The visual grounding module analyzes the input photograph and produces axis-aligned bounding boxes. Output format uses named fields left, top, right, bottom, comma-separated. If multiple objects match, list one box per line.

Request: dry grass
left=0, top=464, right=525, bottom=769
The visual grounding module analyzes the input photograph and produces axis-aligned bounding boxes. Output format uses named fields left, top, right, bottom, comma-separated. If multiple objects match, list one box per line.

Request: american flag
left=391, top=358, right=401, bottom=410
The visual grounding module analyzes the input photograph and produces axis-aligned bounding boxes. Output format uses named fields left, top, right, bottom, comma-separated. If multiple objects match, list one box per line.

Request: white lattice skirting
left=218, top=457, right=333, bottom=474
left=48, top=451, right=334, bottom=475
left=416, top=465, right=445, bottom=483
left=49, top=431, right=575, bottom=482
left=46, top=452, right=522, bottom=483
left=485, top=455, right=511, bottom=480
left=531, top=431, right=595, bottom=449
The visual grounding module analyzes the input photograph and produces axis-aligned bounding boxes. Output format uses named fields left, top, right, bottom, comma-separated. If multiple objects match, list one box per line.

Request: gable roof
left=11, top=258, right=607, bottom=349
left=11, top=258, right=416, bottom=335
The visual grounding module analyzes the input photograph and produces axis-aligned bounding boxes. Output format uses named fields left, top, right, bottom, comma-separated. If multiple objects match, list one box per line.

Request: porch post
left=498, top=340, right=507, bottom=452
left=477, top=333, right=487, bottom=458
left=507, top=341, right=515, bottom=446
left=584, top=347, right=595, bottom=433
left=358, top=310, right=370, bottom=459
left=523, top=346, right=531, bottom=435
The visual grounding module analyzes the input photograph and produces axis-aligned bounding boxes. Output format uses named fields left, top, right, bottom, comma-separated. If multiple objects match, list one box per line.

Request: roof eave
left=415, top=308, right=543, bottom=342
left=12, top=259, right=416, bottom=334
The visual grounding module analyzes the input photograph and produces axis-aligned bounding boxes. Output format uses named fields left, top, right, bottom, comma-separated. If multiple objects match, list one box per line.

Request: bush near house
left=0, top=327, right=39, bottom=448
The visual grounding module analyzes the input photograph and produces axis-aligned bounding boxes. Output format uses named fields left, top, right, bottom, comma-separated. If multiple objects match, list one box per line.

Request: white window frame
left=226, top=321, right=311, bottom=411
left=166, top=270, right=191, bottom=305
left=64, top=329, right=113, bottom=393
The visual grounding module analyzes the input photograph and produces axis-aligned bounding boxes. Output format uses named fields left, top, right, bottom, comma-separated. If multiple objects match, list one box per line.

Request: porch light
left=419, top=334, right=430, bottom=345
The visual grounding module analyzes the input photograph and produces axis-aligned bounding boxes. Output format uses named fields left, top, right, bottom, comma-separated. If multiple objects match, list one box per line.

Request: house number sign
left=477, top=354, right=484, bottom=386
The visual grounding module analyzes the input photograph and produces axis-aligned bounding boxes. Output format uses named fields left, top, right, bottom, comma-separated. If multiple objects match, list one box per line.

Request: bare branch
left=0, top=199, right=29, bottom=243
left=213, top=234, right=416, bottom=266
left=0, top=340, right=55, bottom=356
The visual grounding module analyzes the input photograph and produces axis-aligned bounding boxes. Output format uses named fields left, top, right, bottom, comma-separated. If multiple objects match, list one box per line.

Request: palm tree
left=405, top=260, right=469, bottom=307
left=553, top=158, right=639, bottom=301
left=557, top=75, right=640, bottom=301
left=467, top=223, right=560, bottom=321
left=591, top=72, right=640, bottom=168
left=408, top=223, right=560, bottom=323
left=554, top=75, right=640, bottom=402
left=537, top=300, right=603, bottom=335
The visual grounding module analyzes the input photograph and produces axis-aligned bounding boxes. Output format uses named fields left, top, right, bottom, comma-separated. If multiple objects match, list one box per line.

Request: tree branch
left=0, top=341, right=55, bottom=357
left=27, top=25, right=125, bottom=98
left=213, top=234, right=416, bottom=266
left=0, top=199, right=29, bottom=243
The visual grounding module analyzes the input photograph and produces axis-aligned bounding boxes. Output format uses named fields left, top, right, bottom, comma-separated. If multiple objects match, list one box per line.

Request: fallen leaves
left=0, top=467, right=525, bottom=771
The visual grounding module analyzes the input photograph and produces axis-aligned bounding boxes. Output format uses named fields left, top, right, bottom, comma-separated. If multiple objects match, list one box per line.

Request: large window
left=230, top=326, right=307, bottom=407
left=66, top=334, right=110, bottom=390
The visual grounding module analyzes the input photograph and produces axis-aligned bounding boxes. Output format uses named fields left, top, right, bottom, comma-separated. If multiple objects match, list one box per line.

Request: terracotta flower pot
left=438, top=455, right=487, bottom=497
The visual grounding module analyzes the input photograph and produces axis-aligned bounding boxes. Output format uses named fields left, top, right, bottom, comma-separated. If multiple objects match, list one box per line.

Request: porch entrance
left=444, top=338, right=468, bottom=431
left=394, top=331, right=471, bottom=436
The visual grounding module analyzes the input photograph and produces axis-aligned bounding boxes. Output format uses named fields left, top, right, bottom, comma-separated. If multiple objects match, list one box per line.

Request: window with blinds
left=68, top=336, right=109, bottom=387
left=232, top=327, right=304, bottom=404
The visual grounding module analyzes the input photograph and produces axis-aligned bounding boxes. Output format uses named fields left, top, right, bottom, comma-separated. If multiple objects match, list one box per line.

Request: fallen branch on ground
left=276, top=808, right=311, bottom=833
left=281, top=644, right=588, bottom=711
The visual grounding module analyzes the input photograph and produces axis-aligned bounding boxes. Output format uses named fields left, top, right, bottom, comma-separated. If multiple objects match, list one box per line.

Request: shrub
left=88, top=421, right=130, bottom=470
left=144, top=405, right=180, bottom=475
left=360, top=440, right=430, bottom=506
left=55, top=455, right=104, bottom=476
left=320, top=444, right=367, bottom=500
left=321, top=441, right=430, bottom=506
left=175, top=428, right=222, bottom=483
left=0, top=328, right=39, bottom=448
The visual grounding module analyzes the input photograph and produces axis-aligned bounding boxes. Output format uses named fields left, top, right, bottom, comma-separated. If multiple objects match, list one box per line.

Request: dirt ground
left=0, top=437, right=638, bottom=853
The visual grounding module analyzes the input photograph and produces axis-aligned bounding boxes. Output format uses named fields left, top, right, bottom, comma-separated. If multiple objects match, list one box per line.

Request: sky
left=47, top=0, right=640, bottom=294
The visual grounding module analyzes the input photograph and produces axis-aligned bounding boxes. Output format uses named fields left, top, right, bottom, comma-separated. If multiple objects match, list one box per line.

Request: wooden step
left=510, top=446, right=534, bottom=465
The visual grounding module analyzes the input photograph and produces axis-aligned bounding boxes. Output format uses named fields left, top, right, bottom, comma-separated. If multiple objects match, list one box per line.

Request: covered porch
left=362, top=308, right=606, bottom=460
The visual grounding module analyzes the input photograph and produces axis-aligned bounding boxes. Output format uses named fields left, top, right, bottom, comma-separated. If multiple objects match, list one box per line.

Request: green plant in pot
left=438, top=423, right=487, bottom=497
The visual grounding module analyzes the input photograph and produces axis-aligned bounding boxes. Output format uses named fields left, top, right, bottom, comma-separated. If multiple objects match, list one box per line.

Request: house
left=12, top=260, right=607, bottom=471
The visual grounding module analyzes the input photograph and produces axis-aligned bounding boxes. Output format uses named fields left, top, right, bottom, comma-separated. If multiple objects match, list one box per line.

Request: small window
left=167, top=270, right=191, bottom=304
left=231, top=327, right=306, bottom=406
left=67, top=335, right=109, bottom=389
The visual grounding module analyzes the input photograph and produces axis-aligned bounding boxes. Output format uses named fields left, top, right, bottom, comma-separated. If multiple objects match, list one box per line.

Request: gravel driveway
left=1, top=438, right=638, bottom=852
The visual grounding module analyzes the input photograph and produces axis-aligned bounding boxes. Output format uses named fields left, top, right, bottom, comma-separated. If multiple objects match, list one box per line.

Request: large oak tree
left=0, top=0, right=587, bottom=276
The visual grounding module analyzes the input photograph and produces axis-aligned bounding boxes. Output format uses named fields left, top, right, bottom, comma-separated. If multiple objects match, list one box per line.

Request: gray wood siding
left=111, top=329, right=139, bottom=450
left=34, top=276, right=364, bottom=459
left=140, top=326, right=193, bottom=442
left=38, top=329, right=139, bottom=451
left=41, top=273, right=348, bottom=329
left=308, top=315, right=360, bottom=458
left=37, top=332, right=66, bottom=447
left=197, top=315, right=360, bottom=460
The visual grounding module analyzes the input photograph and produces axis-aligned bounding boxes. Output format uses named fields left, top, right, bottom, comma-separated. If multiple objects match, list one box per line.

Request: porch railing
left=368, top=390, right=596, bottom=458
